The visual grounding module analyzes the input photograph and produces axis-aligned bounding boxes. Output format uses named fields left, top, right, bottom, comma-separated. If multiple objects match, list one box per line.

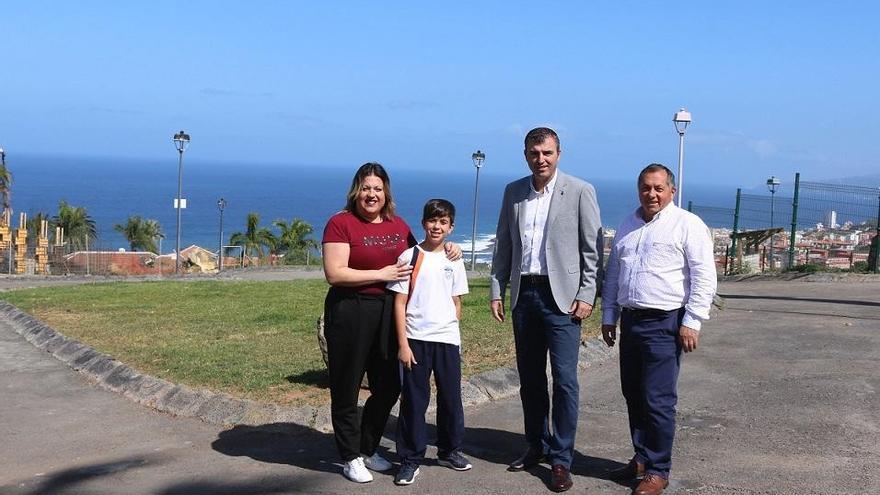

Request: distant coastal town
left=601, top=211, right=878, bottom=276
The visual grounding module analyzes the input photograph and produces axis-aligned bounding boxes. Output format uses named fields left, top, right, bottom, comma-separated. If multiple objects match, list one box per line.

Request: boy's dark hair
left=422, top=198, right=456, bottom=224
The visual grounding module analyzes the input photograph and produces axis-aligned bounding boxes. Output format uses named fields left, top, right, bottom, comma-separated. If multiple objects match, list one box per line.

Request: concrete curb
left=0, top=301, right=618, bottom=433
left=721, top=272, right=880, bottom=283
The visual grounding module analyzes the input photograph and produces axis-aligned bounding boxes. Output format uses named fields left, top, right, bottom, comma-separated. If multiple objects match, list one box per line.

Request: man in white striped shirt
left=601, top=163, right=717, bottom=495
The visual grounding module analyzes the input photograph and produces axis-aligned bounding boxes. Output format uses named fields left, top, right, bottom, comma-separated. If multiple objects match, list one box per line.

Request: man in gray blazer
left=490, top=127, right=603, bottom=492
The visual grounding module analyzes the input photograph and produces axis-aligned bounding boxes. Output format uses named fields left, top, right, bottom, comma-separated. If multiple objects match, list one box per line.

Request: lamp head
left=673, top=108, right=692, bottom=134
left=172, top=130, right=191, bottom=152
left=217, top=198, right=227, bottom=210
left=472, top=150, right=486, bottom=169
left=766, top=176, right=781, bottom=193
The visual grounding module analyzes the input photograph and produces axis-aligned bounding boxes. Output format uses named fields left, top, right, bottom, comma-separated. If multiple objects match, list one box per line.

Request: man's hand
left=569, top=300, right=593, bottom=321
left=679, top=325, right=700, bottom=353
left=490, top=299, right=505, bottom=323
left=601, top=324, right=617, bottom=347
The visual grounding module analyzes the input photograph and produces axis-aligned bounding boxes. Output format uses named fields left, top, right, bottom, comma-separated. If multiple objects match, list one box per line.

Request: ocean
left=10, top=154, right=738, bottom=261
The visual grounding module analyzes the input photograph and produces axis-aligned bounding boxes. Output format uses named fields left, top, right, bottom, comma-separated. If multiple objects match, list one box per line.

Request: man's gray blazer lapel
left=514, top=179, right=530, bottom=241
left=546, top=173, right=568, bottom=230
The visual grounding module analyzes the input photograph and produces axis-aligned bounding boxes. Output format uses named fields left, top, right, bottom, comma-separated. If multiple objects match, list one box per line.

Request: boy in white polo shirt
left=387, top=198, right=471, bottom=486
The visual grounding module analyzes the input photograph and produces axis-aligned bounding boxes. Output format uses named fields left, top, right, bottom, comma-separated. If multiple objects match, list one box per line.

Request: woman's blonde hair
left=344, top=162, right=396, bottom=220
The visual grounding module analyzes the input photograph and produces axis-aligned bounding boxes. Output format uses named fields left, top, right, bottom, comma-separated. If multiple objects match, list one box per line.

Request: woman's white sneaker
left=343, top=457, right=373, bottom=483
left=362, top=452, right=393, bottom=472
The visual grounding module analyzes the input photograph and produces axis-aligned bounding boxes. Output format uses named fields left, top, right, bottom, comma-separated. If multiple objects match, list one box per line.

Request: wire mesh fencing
left=736, top=193, right=794, bottom=231
left=789, top=179, right=879, bottom=271
left=796, top=181, right=878, bottom=231
left=688, top=175, right=879, bottom=273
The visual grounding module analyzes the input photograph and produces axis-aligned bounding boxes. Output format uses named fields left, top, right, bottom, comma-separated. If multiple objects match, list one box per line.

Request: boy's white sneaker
left=343, top=457, right=373, bottom=483
left=363, top=452, right=393, bottom=472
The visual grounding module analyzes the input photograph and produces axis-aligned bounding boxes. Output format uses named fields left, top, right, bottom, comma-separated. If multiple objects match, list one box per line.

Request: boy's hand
left=490, top=299, right=505, bottom=322
left=398, top=346, right=417, bottom=370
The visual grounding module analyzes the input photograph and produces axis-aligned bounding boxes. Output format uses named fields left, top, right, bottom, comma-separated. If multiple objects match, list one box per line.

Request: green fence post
left=873, top=187, right=880, bottom=273
left=687, top=200, right=693, bottom=212
left=730, top=188, right=741, bottom=274
left=788, top=172, right=800, bottom=269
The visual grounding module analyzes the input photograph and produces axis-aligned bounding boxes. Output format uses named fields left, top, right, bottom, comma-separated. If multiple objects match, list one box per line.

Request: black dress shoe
left=507, top=448, right=546, bottom=472
left=550, top=464, right=573, bottom=492
left=608, top=458, right=645, bottom=481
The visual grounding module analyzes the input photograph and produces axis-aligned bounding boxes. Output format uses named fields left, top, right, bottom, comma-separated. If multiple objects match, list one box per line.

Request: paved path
left=2, top=280, right=879, bottom=494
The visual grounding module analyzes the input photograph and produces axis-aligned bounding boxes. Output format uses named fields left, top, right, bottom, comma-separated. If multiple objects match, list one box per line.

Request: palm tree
left=0, top=157, right=12, bottom=222
left=274, top=217, right=318, bottom=264
left=114, top=216, right=163, bottom=253
left=53, top=200, right=97, bottom=251
left=26, top=212, right=52, bottom=240
left=273, top=218, right=317, bottom=251
left=229, top=212, right=277, bottom=260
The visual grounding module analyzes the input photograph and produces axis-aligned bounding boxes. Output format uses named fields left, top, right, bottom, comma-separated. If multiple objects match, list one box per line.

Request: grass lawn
left=1, top=278, right=601, bottom=406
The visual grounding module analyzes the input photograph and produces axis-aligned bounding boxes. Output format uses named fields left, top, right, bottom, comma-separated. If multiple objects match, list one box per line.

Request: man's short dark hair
left=422, top=198, right=456, bottom=224
left=524, top=127, right=560, bottom=151
left=638, top=163, right=676, bottom=188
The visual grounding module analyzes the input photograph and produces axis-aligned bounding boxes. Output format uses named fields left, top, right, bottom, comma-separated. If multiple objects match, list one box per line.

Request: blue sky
left=2, top=1, right=878, bottom=186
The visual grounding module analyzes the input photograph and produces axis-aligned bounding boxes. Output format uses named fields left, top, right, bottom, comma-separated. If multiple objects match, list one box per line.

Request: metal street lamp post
left=1, top=146, right=9, bottom=275
left=217, top=198, right=227, bottom=272
left=673, top=108, right=692, bottom=207
left=172, top=130, right=191, bottom=274
left=470, top=150, right=486, bottom=271
left=157, top=234, right=164, bottom=274
left=767, top=176, right=781, bottom=270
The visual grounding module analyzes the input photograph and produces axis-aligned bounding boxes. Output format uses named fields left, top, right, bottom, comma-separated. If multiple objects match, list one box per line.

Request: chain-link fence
left=689, top=204, right=736, bottom=229
left=788, top=178, right=879, bottom=271
left=687, top=203, right=737, bottom=274
left=0, top=241, right=323, bottom=276
left=688, top=174, right=880, bottom=274
left=795, top=181, right=878, bottom=230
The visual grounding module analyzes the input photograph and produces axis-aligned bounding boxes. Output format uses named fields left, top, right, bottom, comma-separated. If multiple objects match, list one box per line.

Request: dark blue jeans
left=512, top=283, right=581, bottom=468
left=619, top=307, right=684, bottom=478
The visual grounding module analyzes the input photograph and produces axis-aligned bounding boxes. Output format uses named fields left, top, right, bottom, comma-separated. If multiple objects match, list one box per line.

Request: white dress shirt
left=601, top=203, right=717, bottom=330
left=520, top=172, right=558, bottom=275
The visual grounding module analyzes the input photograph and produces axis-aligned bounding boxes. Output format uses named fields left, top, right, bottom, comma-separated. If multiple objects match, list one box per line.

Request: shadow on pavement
left=211, top=417, right=625, bottom=489
left=7, top=452, right=321, bottom=495
left=11, top=454, right=165, bottom=495
left=211, top=422, right=340, bottom=475
left=407, top=422, right=626, bottom=488
left=719, top=293, right=880, bottom=307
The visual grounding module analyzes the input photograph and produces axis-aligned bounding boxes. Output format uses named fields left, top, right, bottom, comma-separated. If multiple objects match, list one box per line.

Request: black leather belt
left=621, top=307, right=678, bottom=318
left=520, top=274, right=550, bottom=286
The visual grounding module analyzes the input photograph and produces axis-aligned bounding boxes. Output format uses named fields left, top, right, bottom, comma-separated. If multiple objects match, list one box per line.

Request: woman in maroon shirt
left=322, top=162, right=459, bottom=483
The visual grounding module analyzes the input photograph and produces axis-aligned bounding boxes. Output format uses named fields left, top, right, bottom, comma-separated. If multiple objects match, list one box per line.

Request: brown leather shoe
left=633, top=473, right=669, bottom=495
left=507, top=448, right=546, bottom=472
left=550, top=464, right=573, bottom=492
left=608, top=458, right=645, bottom=481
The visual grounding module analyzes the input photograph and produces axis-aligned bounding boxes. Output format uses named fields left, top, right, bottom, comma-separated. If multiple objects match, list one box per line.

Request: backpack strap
left=406, top=248, right=423, bottom=306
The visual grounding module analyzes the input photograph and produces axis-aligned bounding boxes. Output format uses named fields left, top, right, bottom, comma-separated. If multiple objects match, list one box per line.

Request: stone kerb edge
left=0, top=301, right=617, bottom=433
